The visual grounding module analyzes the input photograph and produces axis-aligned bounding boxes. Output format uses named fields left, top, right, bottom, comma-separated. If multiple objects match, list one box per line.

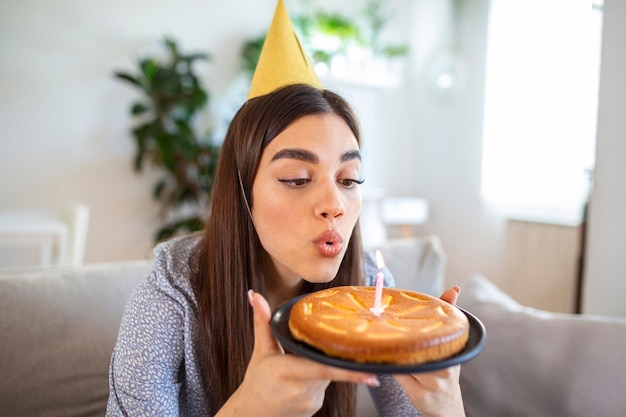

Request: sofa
left=1, top=236, right=625, bottom=417
left=0, top=261, right=151, bottom=417
left=458, top=275, right=626, bottom=417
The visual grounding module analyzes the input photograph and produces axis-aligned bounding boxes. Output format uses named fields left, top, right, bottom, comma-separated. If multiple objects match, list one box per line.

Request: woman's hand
left=217, top=290, right=379, bottom=417
left=393, top=286, right=466, bottom=417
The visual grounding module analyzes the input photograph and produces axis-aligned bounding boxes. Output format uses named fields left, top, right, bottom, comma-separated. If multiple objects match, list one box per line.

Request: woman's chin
left=301, top=267, right=341, bottom=285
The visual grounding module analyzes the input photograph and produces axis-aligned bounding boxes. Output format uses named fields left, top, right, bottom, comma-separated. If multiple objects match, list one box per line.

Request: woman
left=106, top=84, right=465, bottom=417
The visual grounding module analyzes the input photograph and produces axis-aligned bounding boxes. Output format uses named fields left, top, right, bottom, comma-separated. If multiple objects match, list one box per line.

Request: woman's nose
left=315, top=182, right=345, bottom=220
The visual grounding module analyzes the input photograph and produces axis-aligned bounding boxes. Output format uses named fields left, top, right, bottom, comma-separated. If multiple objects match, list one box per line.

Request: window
left=481, top=0, right=603, bottom=225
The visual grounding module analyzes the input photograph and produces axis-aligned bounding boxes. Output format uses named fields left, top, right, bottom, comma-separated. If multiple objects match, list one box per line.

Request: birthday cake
left=288, top=286, right=470, bottom=365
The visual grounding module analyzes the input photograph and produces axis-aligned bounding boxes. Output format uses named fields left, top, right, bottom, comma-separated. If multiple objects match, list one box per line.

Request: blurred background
left=1, top=0, right=623, bottom=317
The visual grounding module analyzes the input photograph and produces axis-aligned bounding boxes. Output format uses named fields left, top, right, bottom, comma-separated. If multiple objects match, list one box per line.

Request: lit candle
left=370, top=250, right=385, bottom=317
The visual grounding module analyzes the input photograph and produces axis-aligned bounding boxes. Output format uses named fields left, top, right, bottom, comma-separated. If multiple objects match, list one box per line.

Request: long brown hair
left=192, top=84, right=364, bottom=416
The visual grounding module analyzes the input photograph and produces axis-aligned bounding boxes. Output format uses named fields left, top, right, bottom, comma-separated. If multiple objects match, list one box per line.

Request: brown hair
left=192, top=84, right=364, bottom=416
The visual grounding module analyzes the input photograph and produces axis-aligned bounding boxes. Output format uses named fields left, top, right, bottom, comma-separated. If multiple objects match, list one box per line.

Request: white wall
left=379, top=0, right=507, bottom=288
left=582, top=0, right=626, bottom=317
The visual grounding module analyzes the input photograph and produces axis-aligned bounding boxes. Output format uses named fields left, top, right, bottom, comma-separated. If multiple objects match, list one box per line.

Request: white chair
left=0, top=202, right=90, bottom=268
left=59, top=202, right=90, bottom=266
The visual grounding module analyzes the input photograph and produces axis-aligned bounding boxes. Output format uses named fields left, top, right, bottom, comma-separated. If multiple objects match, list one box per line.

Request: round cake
left=288, top=286, right=470, bottom=365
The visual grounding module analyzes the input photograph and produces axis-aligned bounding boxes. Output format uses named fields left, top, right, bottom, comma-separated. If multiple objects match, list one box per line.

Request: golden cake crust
left=288, top=286, right=470, bottom=365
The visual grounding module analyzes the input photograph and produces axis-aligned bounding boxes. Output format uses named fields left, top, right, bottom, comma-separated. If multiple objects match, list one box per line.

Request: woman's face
left=251, top=113, right=362, bottom=289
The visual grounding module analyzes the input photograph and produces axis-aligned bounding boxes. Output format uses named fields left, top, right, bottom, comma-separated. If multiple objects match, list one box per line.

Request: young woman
left=106, top=84, right=465, bottom=417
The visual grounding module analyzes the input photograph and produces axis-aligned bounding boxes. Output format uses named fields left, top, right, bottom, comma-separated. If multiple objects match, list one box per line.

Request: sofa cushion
left=0, top=261, right=150, bottom=417
left=458, top=275, right=626, bottom=417
left=367, top=236, right=446, bottom=296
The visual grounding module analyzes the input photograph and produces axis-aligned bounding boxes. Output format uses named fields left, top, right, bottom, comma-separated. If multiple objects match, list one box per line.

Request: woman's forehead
left=270, top=114, right=357, bottom=147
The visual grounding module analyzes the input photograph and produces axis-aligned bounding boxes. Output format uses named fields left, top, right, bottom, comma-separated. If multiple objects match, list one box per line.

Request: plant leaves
left=114, top=72, right=141, bottom=87
left=115, top=37, right=219, bottom=243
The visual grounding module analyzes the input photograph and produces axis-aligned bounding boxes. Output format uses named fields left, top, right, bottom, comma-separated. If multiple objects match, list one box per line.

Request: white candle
left=370, top=250, right=385, bottom=316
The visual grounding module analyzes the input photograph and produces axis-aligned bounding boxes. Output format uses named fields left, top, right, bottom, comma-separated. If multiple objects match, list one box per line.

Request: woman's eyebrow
left=271, top=148, right=318, bottom=163
left=341, top=149, right=362, bottom=162
left=271, top=148, right=362, bottom=163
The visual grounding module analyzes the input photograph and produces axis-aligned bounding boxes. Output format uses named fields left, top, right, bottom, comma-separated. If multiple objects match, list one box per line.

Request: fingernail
left=363, top=376, right=380, bottom=387
left=453, top=286, right=461, bottom=294
left=247, top=289, right=254, bottom=306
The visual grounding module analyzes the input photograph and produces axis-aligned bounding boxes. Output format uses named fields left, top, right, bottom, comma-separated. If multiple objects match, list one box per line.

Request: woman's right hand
left=216, top=290, right=379, bottom=417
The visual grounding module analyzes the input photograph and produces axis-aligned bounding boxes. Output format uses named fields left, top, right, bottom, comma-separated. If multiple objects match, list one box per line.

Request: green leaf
left=133, top=151, right=143, bottom=172
left=153, top=179, right=167, bottom=199
left=182, top=216, right=205, bottom=232
left=114, top=72, right=141, bottom=87
left=156, top=224, right=176, bottom=242
left=180, top=53, right=210, bottom=63
left=163, top=37, right=179, bottom=59
left=132, top=121, right=154, bottom=141
left=381, top=44, right=409, bottom=57
left=140, top=59, right=158, bottom=84
left=131, top=103, right=149, bottom=115
left=315, top=13, right=358, bottom=39
left=241, top=36, right=265, bottom=73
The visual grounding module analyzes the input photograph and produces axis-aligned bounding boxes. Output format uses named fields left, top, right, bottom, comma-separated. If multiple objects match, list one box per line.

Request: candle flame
left=375, top=250, right=385, bottom=269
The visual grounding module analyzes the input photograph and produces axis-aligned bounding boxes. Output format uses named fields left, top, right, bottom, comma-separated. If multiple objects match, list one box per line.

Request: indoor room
left=1, top=1, right=624, bottom=416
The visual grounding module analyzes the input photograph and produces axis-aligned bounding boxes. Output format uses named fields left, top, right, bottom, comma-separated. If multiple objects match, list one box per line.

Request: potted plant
left=114, top=37, right=220, bottom=242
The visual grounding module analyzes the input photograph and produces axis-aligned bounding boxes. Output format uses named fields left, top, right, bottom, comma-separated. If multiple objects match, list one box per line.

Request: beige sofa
left=0, top=261, right=151, bottom=417
left=2, top=236, right=625, bottom=417
left=458, top=275, right=626, bottom=417
left=0, top=237, right=445, bottom=417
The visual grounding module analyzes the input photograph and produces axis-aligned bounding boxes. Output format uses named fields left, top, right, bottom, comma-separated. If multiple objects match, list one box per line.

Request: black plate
left=270, top=294, right=487, bottom=374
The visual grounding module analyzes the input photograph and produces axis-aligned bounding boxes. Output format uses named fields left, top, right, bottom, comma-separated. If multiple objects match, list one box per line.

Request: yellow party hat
left=246, top=0, right=323, bottom=100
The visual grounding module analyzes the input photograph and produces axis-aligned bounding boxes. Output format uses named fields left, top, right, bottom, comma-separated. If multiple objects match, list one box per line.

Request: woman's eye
left=278, top=178, right=310, bottom=187
left=339, top=178, right=365, bottom=188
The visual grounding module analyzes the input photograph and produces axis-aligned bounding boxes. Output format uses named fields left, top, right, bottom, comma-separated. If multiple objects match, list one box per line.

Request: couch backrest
left=0, top=261, right=151, bottom=417
left=459, top=275, right=626, bottom=417
left=370, top=236, right=446, bottom=296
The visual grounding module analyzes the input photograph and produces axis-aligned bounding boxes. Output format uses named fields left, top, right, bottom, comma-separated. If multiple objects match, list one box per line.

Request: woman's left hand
left=393, top=286, right=466, bottom=417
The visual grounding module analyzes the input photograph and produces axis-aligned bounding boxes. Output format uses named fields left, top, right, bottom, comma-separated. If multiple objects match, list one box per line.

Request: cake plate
left=270, top=294, right=487, bottom=374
